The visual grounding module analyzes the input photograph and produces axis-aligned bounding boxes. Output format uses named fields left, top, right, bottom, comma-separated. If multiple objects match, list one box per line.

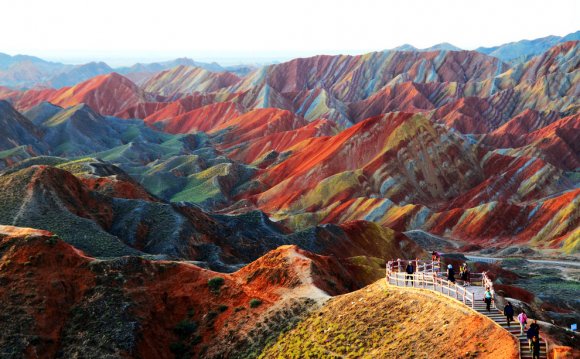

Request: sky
left=1, top=0, right=578, bottom=66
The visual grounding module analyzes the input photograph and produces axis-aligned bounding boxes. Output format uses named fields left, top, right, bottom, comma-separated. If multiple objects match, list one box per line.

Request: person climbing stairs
left=472, top=301, right=546, bottom=359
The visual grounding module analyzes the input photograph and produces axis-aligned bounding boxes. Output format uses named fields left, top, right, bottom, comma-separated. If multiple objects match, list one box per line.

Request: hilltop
left=259, top=281, right=519, bottom=358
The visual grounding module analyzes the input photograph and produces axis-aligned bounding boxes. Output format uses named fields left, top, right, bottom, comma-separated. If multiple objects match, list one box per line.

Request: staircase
left=471, top=300, right=546, bottom=359
left=386, top=259, right=548, bottom=359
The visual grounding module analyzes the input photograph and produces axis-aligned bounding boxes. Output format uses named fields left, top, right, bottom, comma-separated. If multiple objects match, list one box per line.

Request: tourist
left=528, top=320, right=540, bottom=351
left=431, top=251, right=437, bottom=261
left=447, top=264, right=455, bottom=283
left=517, top=311, right=528, bottom=335
left=405, top=262, right=414, bottom=286
left=464, top=267, right=471, bottom=287
left=460, top=263, right=469, bottom=286
left=503, top=302, right=514, bottom=327
left=531, top=336, right=541, bottom=359
left=484, top=287, right=493, bottom=312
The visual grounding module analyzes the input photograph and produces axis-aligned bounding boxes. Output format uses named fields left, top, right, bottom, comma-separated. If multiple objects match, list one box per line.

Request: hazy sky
left=2, top=0, right=578, bottom=65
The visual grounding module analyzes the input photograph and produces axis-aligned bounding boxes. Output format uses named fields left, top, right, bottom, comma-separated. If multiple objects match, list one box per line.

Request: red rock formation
left=49, top=73, right=150, bottom=116
left=481, top=113, right=580, bottom=170
left=348, top=82, right=436, bottom=122
left=226, top=118, right=339, bottom=164
left=254, top=112, right=483, bottom=212
left=0, top=73, right=150, bottom=116
left=154, top=102, right=243, bottom=134
left=0, top=227, right=391, bottom=358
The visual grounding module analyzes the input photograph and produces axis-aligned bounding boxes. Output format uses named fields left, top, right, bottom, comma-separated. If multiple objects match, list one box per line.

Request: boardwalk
left=386, top=260, right=547, bottom=359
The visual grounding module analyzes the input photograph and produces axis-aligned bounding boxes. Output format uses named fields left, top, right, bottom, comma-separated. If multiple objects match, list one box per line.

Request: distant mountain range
left=0, top=38, right=578, bottom=258
left=0, top=55, right=255, bottom=89
left=0, top=30, right=578, bottom=358
left=0, top=30, right=578, bottom=89
left=389, top=42, right=463, bottom=52
left=476, top=30, right=580, bottom=63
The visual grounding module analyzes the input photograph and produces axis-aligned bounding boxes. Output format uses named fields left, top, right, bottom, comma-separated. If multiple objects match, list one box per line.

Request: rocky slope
left=0, top=226, right=407, bottom=358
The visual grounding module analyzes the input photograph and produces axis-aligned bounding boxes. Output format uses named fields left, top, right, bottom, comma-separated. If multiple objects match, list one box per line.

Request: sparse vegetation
left=258, top=283, right=518, bottom=358
left=170, top=311, right=203, bottom=358
left=208, top=277, right=225, bottom=293
left=249, top=299, right=262, bottom=308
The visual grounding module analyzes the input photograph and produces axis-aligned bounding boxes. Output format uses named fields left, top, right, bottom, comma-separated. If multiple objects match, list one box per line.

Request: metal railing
left=386, top=260, right=476, bottom=308
left=482, top=271, right=549, bottom=358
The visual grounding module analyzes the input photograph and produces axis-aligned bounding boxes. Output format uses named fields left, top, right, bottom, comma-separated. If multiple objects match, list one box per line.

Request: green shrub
left=208, top=277, right=225, bottom=293
left=218, top=304, right=228, bottom=313
left=249, top=299, right=262, bottom=308
left=173, top=320, right=198, bottom=339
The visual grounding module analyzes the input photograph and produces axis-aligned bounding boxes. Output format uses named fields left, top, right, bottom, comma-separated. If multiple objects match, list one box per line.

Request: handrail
left=386, top=260, right=521, bottom=357
left=482, top=271, right=549, bottom=357
left=385, top=260, right=475, bottom=308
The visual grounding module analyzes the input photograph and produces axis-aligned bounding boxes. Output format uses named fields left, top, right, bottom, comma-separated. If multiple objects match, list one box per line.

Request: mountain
left=476, top=30, right=580, bottom=63
left=1, top=73, right=152, bottom=115
left=0, top=53, right=68, bottom=88
left=0, top=227, right=401, bottom=358
left=391, top=42, right=462, bottom=52
left=49, top=73, right=151, bottom=115
left=144, top=101, right=243, bottom=133
left=116, top=58, right=227, bottom=85
left=0, top=100, right=43, bottom=152
left=116, top=57, right=226, bottom=76
left=141, top=65, right=241, bottom=98
left=253, top=112, right=485, bottom=212
left=0, top=153, right=424, bottom=267
left=0, top=40, right=577, bottom=255
left=0, top=35, right=578, bottom=357
left=234, top=50, right=507, bottom=104
left=481, top=112, right=580, bottom=170
left=47, top=61, right=114, bottom=88
left=0, top=53, right=60, bottom=71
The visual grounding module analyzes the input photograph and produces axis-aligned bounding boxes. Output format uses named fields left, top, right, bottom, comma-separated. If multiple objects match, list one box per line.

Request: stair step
left=518, top=339, right=545, bottom=344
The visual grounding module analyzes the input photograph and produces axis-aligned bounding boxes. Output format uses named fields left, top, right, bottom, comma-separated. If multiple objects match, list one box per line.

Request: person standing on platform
left=447, top=264, right=455, bottom=283
left=405, top=262, right=414, bottom=286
